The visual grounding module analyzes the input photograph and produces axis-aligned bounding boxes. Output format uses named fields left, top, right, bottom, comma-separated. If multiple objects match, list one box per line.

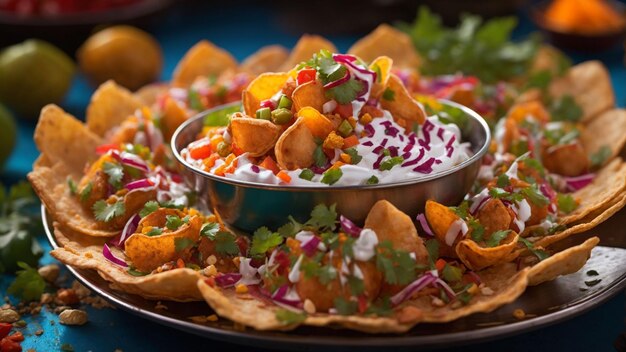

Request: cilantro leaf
left=591, top=145, right=611, bottom=169
left=550, top=95, right=582, bottom=122
left=376, top=240, right=417, bottom=285
left=145, top=227, right=163, bottom=237
left=7, top=261, right=46, bottom=301
left=275, top=309, right=307, bottom=325
left=213, top=231, right=240, bottom=256
left=174, top=237, right=195, bottom=252
left=334, top=297, right=358, bottom=315
left=103, top=162, right=124, bottom=189
left=200, top=222, right=220, bottom=238
left=496, top=174, right=510, bottom=188
left=382, top=88, right=395, bottom=101
left=521, top=186, right=549, bottom=207
left=425, top=238, right=439, bottom=268
left=79, top=182, right=93, bottom=203
left=442, top=263, right=463, bottom=282
left=277, top=216, right=302, bottom=238
left=313, top=145, right=328, bottom=168
left=250, top=227, right=283, bottom=255
left=326, top=78, right=363, bottom=105
left=468, top=218, right=485, bottom=243
left=347, top=275, right=365, bottom=296
left=344, top=148, right=363, bottom=164
left=139, top=201, right=159, bottom=218
left=301, top=260, right=337, bottom=285
left=449, top=200, right=470, bottom=219
left=93, top=200, right=125, bottom=222
left=557, top=193, right=577, bottom=214
left=67, top=178, right=78, bottom=195
left=165, top=215, right=185, bottom=230
left=518, top=237, right=549, bottom=261
left=306, top=204, right=337, bottom=231
left=485, top=230, right=510, bottom=247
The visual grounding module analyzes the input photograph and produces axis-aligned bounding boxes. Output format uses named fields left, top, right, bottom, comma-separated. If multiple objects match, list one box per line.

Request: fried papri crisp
left=34, top=104, right=103, bottom=175
left=296, top=107, right=335, bottom=140
left=162, top=97, right=189, bottom=142
left=424, top=200, right=461, bottom=246
left=380, top=74, right=426, bottom=124
left=274, top=118, right=316, bottom=170
left=581, top=109, right=626, bottom=167
left=125, top=209, right=202, bottom=272
left=50, top=223, right=202, bottom=301
left=279, top=34, right=337, bottom=71
left=292, top=79, right=326, bottom=113
left=230, top=115, right=282, bottom=157
left=28, top=162, right=119, bottom=237
left=172, top=40, right=238, bottom=88
left=242, top=72, right=291, bottom=116
left=559, top=158, right=626, bottom=225
left=456, top=232, right=520, bottom=271
left=549, top=60, right=614, bottom=122
left=195, top=234, right=598, bottom=332
left=86, top=80, right=143, bottom=137
left=135, top=82, right=168, bottom=106
left=240, top=45, right=289, bottom=75
left=348, top=24, right=420, bottom=69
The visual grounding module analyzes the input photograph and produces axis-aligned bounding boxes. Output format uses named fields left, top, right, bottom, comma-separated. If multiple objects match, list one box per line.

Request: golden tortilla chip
left=274, top=118, right=316, bottom=170
left=50, top=222, right=202, bottom=301
left=125, top=209, right=202, bottom=272
left=424, top=200, right=461, bottom=245
left=581, top=109, right=626, bottom=166
left=296, top=107, right=336, bottom=140
left=549, top=61, right=614, bottom=122
left=242, top=72, right=291, bottom=116
left=348, top=24, right=420, bottom=69
left=230, top=116, right=282, bottom=157
left=292, top=80, right=326, bottom=113
left=34, top=104, right=103, bottom=174
left=380, top=74, right=426, bottom=124
left=240, top=45, right=289, bottom=75
left=172, top=40, right=238, bottom=88
left=86, top=80, right=143, bottom=137
left=456, top=232, right=520, bottom=271
left=527, top=237, right=599, bottom=286
left=559, top=158, right=626, bottom=225
left=280, top=34, right=337, bottom=71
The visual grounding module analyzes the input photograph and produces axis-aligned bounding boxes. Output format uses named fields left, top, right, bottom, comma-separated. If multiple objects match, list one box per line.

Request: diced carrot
left=435, top=258, right=447, bottom=272
left=334, top=103, right=353, bottom=118
left=276, top=171, right=292, bottom=183
left=346, top=116, right=357, bottom=128
left=260, top=156, right=280, bottom=174
left=331, top=161, right=345, bottom=170
left=203, top=153, right=220, bottom=169
left=189, top=139, right=212, bottom=159
left=339, top=153, right=351, bottom=164
left=342, top=135, right=359, bottom=149
left=224, top=158, right=238, bottom=175
left=176, top=258, right=185, bottom=268
left=209, top=134, right=225, bottom=151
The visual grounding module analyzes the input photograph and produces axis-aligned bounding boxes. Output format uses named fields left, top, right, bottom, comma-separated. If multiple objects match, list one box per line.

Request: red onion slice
left=125, top=179, right=154, bottom=191
left=415, top=213, right=434, bottom=237
left=390, top=272, right=438, bottom=306
left=215, top=273, right=242, bottom=288
left=340, top=215, right=362, bottom=237
left=103, top=243, right=128, bottom=267
left=300, top=236, right=321, bottom=256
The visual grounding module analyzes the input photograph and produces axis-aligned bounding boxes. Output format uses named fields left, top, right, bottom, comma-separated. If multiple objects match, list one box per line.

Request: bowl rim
left=171, top=99, right=491, bottom=192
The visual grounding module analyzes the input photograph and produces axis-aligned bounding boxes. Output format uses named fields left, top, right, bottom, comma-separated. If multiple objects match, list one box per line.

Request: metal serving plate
left=42, top=205, right=626, bottom=351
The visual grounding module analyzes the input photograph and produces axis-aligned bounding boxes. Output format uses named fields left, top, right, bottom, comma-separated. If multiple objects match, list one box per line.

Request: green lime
left=0, top=104, right=16, bottom=166
left=0, top=40, right=75, bottom=118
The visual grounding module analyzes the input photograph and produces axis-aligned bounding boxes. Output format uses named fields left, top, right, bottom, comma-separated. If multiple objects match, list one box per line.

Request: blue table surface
left=1, top=3, right=625, bottom=351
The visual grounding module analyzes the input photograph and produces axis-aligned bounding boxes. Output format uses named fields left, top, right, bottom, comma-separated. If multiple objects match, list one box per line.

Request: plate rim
left=41, top=205, right=626, bottom=350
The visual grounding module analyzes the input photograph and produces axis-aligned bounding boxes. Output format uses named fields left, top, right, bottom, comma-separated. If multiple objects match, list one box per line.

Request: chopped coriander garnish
left=79, top=182, right=93, bottom=202
left=140, top=200, right=159, bottom=218
left=165, top=215, right=187, bottom=230
left=103, top=161, right=124, bottom=189
left=174, top=237, right=195, bottom=252
left=213, top=231, right=240, bottom=256
left=127, top=267, right=149, bottom=276
left=521, top=186, right=549, bottom=207
left=250, top=227, right=283, bottom=255
left=334, top=297, right=358, bottom=315
left=321, top=168, right=343, bottom=185
left=376, top=240, right=417, bottom=285
left=67, top=178, right=78, bottom=195
left=299, top=169, right=315, bottom=181
left=188, top=88, right=204, bottom=111
left=591, top=145, right=611, bottom=169
left=496, top=174, right=510, bottom=188
left=93, top=199, right=125, bottom=222
left=550, top=95, right=582, bottom=123
left=313, top=145, right=328, bottom=167
left=200, top=222, right=220, bottom=238
left=518, top=237, right=549, bottom=261
left=306, top=204, right=338, bottom=231
left=344, top=147, right=362, bottom=164
left=7, top=262, right=45, bottom=301
left=425, top=238, right=439, bottom=269
left=347, top=275, right=365, bottom=296
left=326, top=78, right=364, bottom=105
left=442, top=263, right=462, bottom=282
left=485, top=230, right=511, bottom=247
left=275, top=309, right=307, bottom=325
left=366, top=175, right=379, bottom=185
left=382, top=87, right=395, bottom=101
left=145, top=227, right=163, bottom=237
left=468, top=218, right=485, bottom=243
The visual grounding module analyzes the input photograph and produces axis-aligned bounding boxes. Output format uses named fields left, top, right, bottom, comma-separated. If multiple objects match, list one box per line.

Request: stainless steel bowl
left=172, top=101, right=491, bottom=233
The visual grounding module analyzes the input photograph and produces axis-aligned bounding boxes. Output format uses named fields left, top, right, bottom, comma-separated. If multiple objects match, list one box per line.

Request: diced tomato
left=7, top=332, right=23, bottom=342
left=435, top=258, right=447, bottom=272
left=358, top=295, right=368, bottom=314
left=463, top=272, right=481, bottom=285
left=231, top=142, right=244, bottom=156
left=360, top=105, right=383, bottom=118
left=176, top=258, right=185, bottom=268
left=95, top=143, right=120, bottom=155
left=276, top=171, right=291, bottom=183
left=259, top=156, right=280, bottom=174
left=203, top=153, right=220, bottom=169
left=235, top=237, right=248, bottom=255
left=205, top=277, right=216, bottom=287
left=323, top=147, right=335, bottom=160
left=0, top=337, right=21, bottom=352
left=189, top=139, right=213, bottom=160
left=334, top=103, right=353, bottom=119
left=342, top=135, right=359, bottom=149
left=273, top=251, right=291, bottom=275
left=0, top=323, right=11, bottom=339
left=296, top=68, right=317, bottom=86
